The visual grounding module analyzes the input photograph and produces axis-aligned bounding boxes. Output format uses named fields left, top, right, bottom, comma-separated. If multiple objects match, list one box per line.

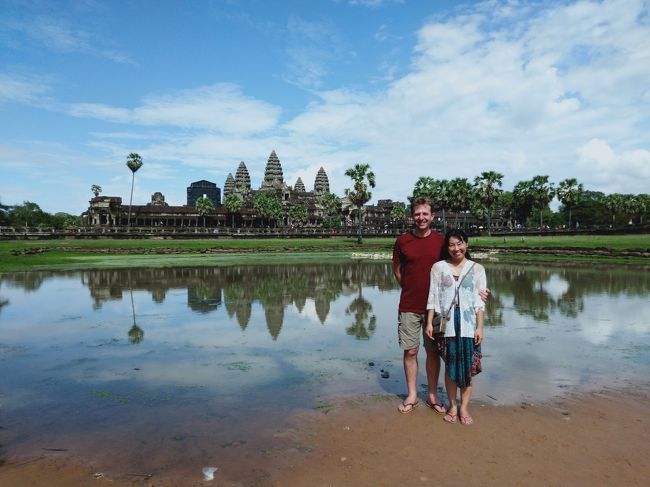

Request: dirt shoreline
left=1, top=387, right=648, bottom=487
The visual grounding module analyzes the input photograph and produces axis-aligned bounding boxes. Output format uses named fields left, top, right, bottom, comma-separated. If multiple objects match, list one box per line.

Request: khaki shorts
left=398, top=311, right=435, bottom=350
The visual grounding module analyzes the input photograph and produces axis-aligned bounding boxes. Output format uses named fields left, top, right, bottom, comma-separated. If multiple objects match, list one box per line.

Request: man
left=393, top=197, right=488, bottom=413
left=392, top=197, right=446, bottom=413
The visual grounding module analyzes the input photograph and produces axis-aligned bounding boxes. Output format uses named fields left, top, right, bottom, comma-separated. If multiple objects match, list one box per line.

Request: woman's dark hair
left=440, top=228, right=472, bottom=261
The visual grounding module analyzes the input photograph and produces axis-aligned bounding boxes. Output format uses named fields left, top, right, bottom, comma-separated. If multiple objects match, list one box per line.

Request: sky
left=1, top=0, right=649, bottom=215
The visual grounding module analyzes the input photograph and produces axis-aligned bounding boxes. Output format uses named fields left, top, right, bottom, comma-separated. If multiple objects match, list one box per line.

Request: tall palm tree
left=448, top=178, right=472, bottom=228
left=126, top=153, right=143, bottom=228
left=602, top=193, right=624, bottom=225
left=345, top=163, right=376, bottom=244
left=223, top=193, right=243, bottom=228
left=557, top=178, right=584, bottom=229
left=473, top=171, right=503, bottom=236
left=431, top=179, right=451, bottom=230
left=529, top=175, right=555, bottom=228
left=128, top=273, right=144, bottom=345
left=195, top=195, right=214, bottom=227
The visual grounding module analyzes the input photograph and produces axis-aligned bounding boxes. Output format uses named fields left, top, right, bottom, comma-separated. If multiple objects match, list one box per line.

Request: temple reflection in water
left=3, top=263, right=650, bottom=341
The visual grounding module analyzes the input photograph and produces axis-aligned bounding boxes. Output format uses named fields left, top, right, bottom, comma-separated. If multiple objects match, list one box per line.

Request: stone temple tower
left=223, top=173, right=235, bottom=199
left=234, top=161, right=251, bottom=193
left=314, top=167, right=330, bottom=194
left=261, top=150, right=284, bottom=189
left=294, top=177, right=306, bottom=192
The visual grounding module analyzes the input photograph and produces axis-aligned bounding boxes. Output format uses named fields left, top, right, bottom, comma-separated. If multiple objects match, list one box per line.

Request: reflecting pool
left=1, top=261, right=649, bottom=472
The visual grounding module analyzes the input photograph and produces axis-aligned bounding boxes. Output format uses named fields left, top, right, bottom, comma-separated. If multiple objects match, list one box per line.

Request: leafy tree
left=51, top=212, right=81, bottom=229
left=288, top=203, right=308, bottom=227
left=195, top=195, right=214, bottom=227
left=512, top=180, right=535, bottom=226
left=253, top=191, right=283, bottom=227
left=126, top=153, right=143, bottom=227
left=557, top=178, right=584, bottom=229
left=495, top=191, right=515, bottom=230
left=9, top=201, right=48, bottom=228
left=571, top=191, right=607, bottom=227
left=344, top=163, right=376, bottom=244
left=223, top=193, right=243, bottom=227
left=91, top=184, right=102, bottom=197
left=0, top=199, right=10, bottom=226
left=320, top=192, right=342, bottom=229
left=472, top=171, right=503, bottom=235
left=390, top=204, right=406, bottom=228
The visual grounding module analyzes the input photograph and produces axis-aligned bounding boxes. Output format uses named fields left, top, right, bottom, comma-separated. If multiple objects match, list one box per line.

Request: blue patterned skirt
left=437, top=307, right=482, bottom=388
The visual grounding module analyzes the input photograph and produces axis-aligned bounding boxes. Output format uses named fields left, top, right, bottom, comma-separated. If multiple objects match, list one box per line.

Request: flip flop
left=443, top=412, right=457, bottom=424
left=425, top=401, right=447, bottom=414
left=398, top=401, right=419, bottom=414
left=460, top=415, right=473, bottom=425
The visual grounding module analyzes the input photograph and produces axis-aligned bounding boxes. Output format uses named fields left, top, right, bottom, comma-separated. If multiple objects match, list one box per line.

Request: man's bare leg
left=424, top=342, right=444, bottom=412
left=398, top=347, right=419, bottom=412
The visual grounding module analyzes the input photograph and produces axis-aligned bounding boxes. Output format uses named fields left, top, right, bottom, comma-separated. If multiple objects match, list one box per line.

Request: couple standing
left=392, top=197, right=488, bottom=425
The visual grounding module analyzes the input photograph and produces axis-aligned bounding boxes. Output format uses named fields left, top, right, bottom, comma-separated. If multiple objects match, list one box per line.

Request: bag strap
left=442, top=262, right=475, bottom=318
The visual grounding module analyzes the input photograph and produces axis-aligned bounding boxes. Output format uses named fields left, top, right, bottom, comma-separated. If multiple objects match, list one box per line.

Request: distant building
left=86, top=150, right=407, bottom=230
left=187, top=180, right=221, bottom=207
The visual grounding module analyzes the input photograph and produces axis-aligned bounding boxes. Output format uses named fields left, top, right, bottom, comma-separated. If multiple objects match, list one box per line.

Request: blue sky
left=1, top=0, right=649, bottom=215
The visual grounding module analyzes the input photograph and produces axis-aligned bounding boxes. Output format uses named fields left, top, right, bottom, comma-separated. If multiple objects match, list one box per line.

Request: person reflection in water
left=425, top=229, right=487, bottom=425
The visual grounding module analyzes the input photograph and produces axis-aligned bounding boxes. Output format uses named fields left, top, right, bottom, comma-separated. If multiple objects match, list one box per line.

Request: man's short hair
left=411, top=197, right=433, bottom=215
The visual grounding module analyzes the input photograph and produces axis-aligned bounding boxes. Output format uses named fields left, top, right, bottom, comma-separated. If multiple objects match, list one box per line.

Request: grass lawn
left=0, top=234, right=647, bottom=272
left=472, top=234, right=650, bottom=251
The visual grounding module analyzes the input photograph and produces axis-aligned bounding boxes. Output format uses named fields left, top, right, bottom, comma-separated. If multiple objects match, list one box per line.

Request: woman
left=425, top=229, right=486, bottom=425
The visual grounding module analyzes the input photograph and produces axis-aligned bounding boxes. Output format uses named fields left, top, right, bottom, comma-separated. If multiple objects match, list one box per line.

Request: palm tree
left=448, top=178, right=472, bottom=228
left=473, top=171, right=503, bottom=235
left=91, top=184, right=102, bottom=197
left=195, top=195, right=214, bottom=227
left=431, top=179, right=451, bottom=230
left=557, top=178, right=584, bottom=229
left=128, top=274, right=144, bottom=345
left=223, top=193, right=244, bottom=228
left=602, top=193, right=624, bottom=226
left=636, top=194, right=650, bottom=224
left=126, top=153, right=143, bottom=228
left=345, top=163, right=376, bottom=244
left=412, top=176, right=435, bottom=200
left=223, top=193, right=243, bottom=228
left=253, top=191, right=283, bottom=228
left=530, top=175, right=555, bottom=228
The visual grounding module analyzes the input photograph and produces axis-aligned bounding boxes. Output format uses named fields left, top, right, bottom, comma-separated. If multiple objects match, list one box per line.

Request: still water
left=1, top=261, right=649, bottom=471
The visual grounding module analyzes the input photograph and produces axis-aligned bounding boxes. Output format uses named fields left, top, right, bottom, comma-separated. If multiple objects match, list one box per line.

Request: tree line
left=3, top=154, right=648, bottom=237
left=411, top=172, right=649, bottom=235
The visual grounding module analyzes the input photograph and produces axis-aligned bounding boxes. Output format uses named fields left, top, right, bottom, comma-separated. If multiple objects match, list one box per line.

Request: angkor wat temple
left=87, top=150, right=403, bottom=230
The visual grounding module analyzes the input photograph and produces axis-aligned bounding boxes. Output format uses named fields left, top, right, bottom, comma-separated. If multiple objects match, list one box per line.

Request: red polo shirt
left=392, top=230, right=444, bottom=314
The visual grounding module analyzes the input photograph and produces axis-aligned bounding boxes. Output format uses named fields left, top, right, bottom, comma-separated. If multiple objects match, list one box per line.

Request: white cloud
left=0, top=73, right=51, bottom=104
left=7, top=16, right=136, bottom=65
left=69, top=84, right=281, bottom=135
left=577, top=139, right=650, bottom=191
